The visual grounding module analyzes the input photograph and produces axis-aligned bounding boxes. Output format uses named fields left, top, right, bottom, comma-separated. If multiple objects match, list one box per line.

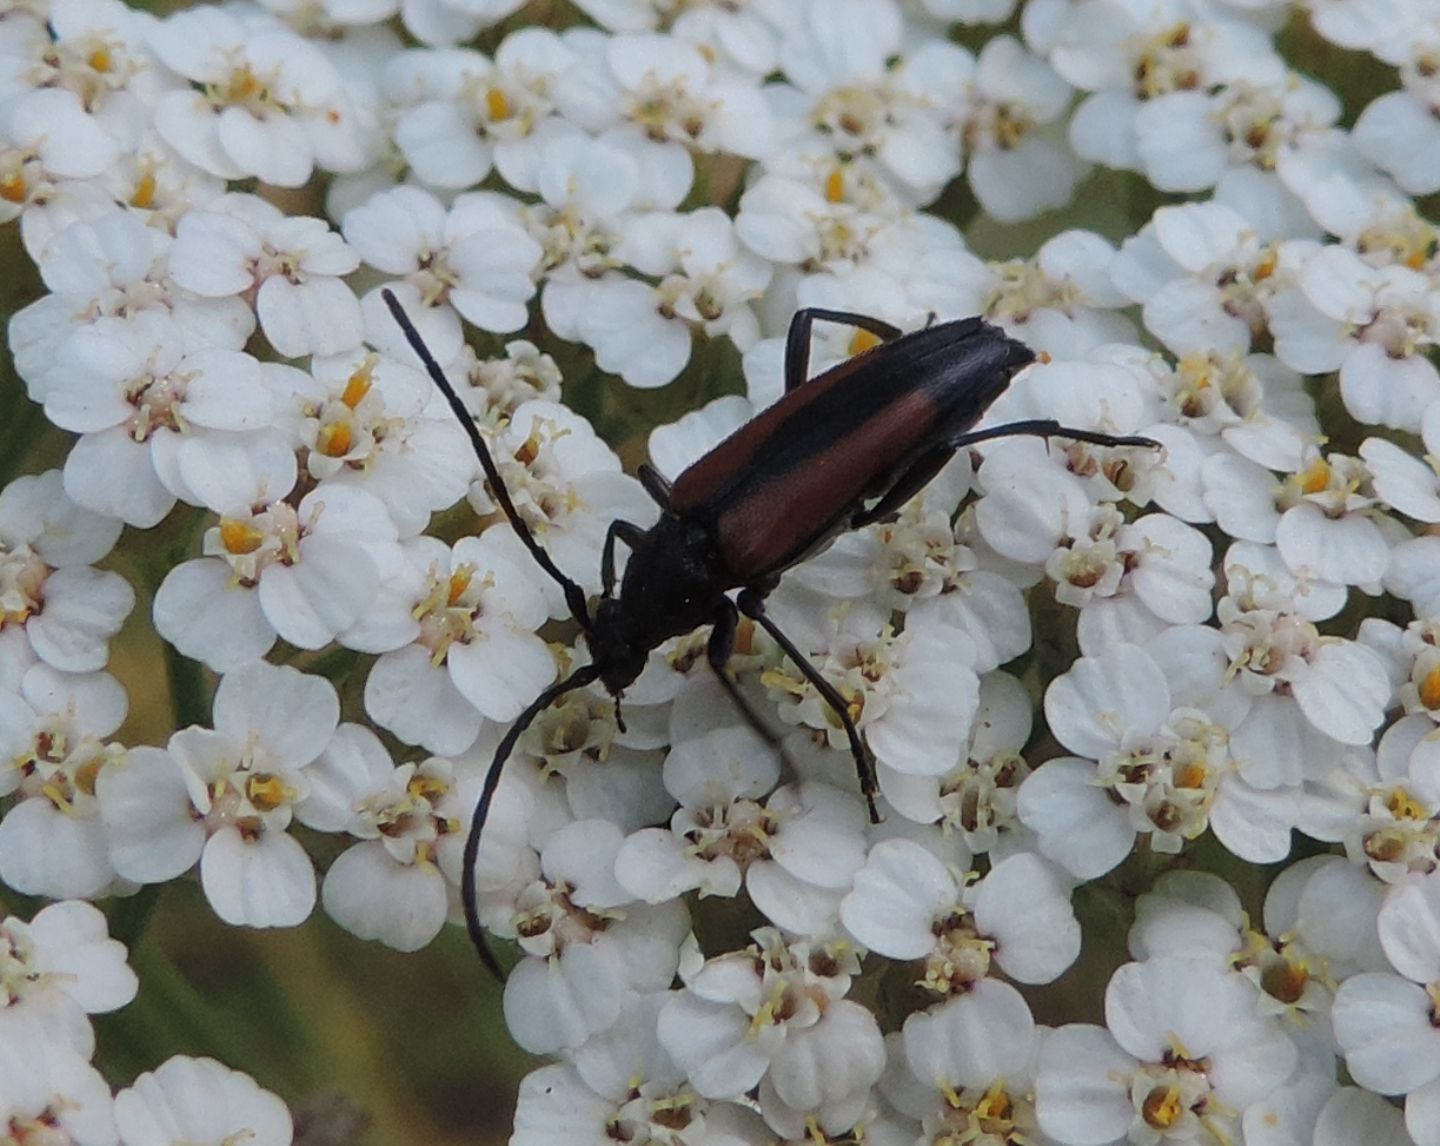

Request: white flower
left=284, top=348, right=474, bottom=535
left=0, top=470, right=129, bottom=673
left=0, top=664, right=128, bottom=899
left=1111, top=200, right=1289, bottom=357
left=939, top=35, right=1079, bottom=223
left=153, top=484, right=401, bottom=672
left=1268, top=243, right=1440, bottom=432
left=498, top=820, right=690, bottom=1054
left=114, top=1056, right=292, bottom=1146
left=555, top=30, right=773, bottom=169
left=297, top=725, right=462, bottom=951
left=981, top=229, right=1138, bottom=360
left=512, top=993, right=769, bottom=1146
left=657, top=927, right=882, bottom=1120
left=1046, top=0, right=1284, bottom=174
left=168, top=195, right=363, bottom=358
left=882, top=982, right=1043, bottom=1144
left=384, top=29, right=575, bottom=186
left=345, top=185, right=543, bottom=338
left=99, top=661, right=338, bottom=927
left=840, top=840, right=1080, bottom=990
left=767, top=0, right=956, bottom=203
left=11, top=211, right=253, bottom=406
left=358, top=531, right=554, bottom=756
left=1036, top=957, right=1298, bottom=1145
left=1333, top=873, right=1440, bottom=1143
left=148, top=7, right=366, bottom=185
left=0, top=900, right=137, bottom=1056
left=0, top=1010, right=117, bottom=1146
left=573, top=207, right=771, bottom=389
left=1352, top=19, right=1440, bottom=194
left=1219, top=555, right=1391, bottom=748
left=50, top=311, right=285, bottom=528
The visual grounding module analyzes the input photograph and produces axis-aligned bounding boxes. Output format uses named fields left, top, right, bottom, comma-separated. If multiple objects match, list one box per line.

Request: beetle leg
left=851, top=446, right=955, bottom=528
left=637, top=463, right=673, bottom=507
left=736, top=589, right=881, bottom=823
left=948, top=419, right=1161, bottom=452
left=785, top=308, right=906, bottom=392
left=601, top=520, right=648, bottom=597
left=704, top=599, right=791, bottom=766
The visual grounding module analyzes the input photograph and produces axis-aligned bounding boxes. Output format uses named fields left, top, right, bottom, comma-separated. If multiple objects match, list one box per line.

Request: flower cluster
left=0, top=898, right=290, bottom=1143
left=3, top=0, right=1440, bottom=1141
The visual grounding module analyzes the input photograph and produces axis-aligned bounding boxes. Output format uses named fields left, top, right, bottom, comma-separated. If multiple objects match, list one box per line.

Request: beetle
left=381, top=289, right=1158, bottom=974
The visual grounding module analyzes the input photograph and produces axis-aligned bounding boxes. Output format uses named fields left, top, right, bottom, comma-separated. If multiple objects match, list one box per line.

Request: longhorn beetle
left=381, top=289, right=1159, bottom=975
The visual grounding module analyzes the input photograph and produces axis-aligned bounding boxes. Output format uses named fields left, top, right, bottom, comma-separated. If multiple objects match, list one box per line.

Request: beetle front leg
left=736, top=589, right=881, bottom=823
left=601, top=520, right=648, bottom=597
left=784, top=308, right=905, bottom=392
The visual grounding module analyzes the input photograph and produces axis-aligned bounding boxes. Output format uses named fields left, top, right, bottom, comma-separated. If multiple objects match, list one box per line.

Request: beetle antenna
left=381, top=289, right=594, bottom=630
left=461, top=660, right=604, bottom=978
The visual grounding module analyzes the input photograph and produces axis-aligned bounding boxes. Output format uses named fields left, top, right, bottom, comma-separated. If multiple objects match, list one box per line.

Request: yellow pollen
left=1387, top=786, right=1427, bottom=820
left=824, top=167, right=846, bottom=203
left=1299, top=458, right=1330, bottom=494
left=220, top=519, right=265, bottom=555
left=341, top=368, right=372, bottom=409
left=316, top=421, right=352, bottom=458
left=976, top=1081, right=1012, bottom=1121
left=486, top=87, right=512, bottom=121
left=447, top=567, right=473, bottom=605
left=245, top=773, right=288, bottom=812
left=88, top=46, right=113, bottom=72
left=1420, top=666, right=1440, bottom=710
left=74, top=757, right=104, bottom=797
left=748, top=980, right=787, bottom=1038
left=408, top=774, right=447, bottom=801
left=228, top=64, right=263, bottom=101
left=1253, top=249, right=1277, bottom=280
left=1174, top=762, right=1207, bottom=789
left=0, top=173, right=27, bottom=203
left=1142, top=1085, right=1184, bottom=1129
left=42, top=780, right=76, bottom=813
left=130, top=170, right=157, bottom=209
left=849, top=328, right=883, bottom=356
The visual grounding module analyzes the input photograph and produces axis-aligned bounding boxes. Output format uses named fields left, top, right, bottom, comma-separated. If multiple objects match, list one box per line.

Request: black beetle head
left=589, top=596, right=650, bottom=695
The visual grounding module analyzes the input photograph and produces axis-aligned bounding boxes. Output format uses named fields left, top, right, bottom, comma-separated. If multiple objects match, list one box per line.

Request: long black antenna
left=460, top=663, right=602, bottom=977
left=381, top=289, right=594, bottom=630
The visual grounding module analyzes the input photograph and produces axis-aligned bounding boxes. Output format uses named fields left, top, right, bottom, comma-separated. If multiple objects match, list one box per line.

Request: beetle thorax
left=589, top=514, right=736, bottom=694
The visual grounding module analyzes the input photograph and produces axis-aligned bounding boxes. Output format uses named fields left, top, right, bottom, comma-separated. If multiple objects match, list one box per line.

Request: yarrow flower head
left=2, top=0, right=1439, bottom=1140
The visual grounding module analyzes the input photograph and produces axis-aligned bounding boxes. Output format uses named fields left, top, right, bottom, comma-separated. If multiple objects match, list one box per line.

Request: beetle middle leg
left=703, top=600, right=801, bottom=782
left=736, top=588, right=881, bottom=822
left=784, top=308, right=905, bottom=392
